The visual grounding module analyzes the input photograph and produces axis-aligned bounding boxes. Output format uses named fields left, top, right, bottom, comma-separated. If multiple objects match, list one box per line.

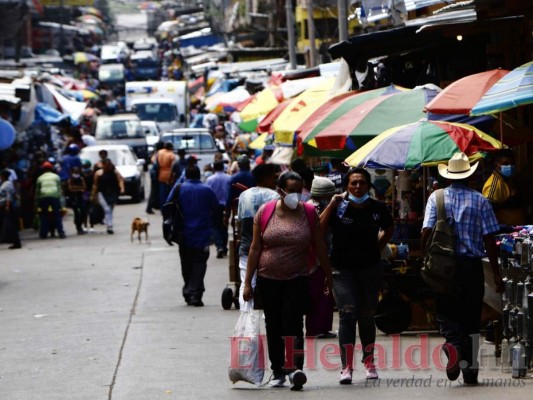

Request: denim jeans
left=435, top=256, right=484, bottom=376
left=211, top=204, right=228, bottom=253
left=256, top=275, right=309, bottom=374
left=332, top=264, right=383, bottom=368
left=97, top=193, right=114, bottom=229
left=178, top=245, right=210, bottom=302
left=159, top=182, right=172, bottom=210
left=38, top=197, right=65, bottom=238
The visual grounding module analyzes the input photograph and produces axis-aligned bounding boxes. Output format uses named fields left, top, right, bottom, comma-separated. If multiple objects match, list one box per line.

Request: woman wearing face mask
left=320, top=167, right=394, bottom=385
left=242, top=171, right=332, bottom=391
left=482, top=149, right=526, bottom=226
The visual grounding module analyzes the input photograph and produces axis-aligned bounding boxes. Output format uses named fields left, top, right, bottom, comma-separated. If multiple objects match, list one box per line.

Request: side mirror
left=144, top=129, right=151, bottom=134
left=136, top=159, right=146, bottom=166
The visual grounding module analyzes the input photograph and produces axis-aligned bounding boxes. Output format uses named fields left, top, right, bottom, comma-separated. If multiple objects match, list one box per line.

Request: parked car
left=159, top=128, right=227, bottom=176
left=140, top=120, right=161, bottom=155
left=79, top=144, right=146, bottom=203
left=94, top=113, right=149, bottom=163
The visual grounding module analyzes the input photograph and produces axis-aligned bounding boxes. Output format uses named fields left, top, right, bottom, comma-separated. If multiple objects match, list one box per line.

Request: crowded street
left=1, top=0, right=533, bottom=398
left=1, top=195, right=531, bottom=398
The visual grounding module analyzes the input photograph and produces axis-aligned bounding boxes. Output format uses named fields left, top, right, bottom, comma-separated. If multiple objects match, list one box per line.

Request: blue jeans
left=38, top=197, right=65, bottom=238
left=211, top=204, right=228, bottom=253
left=159, top=182, right=172, bottom=210
left=178, top=245, right=210, bottom=302
left=435, top=256, right=484, bottom=376
left=332, top=264, right=383, bottom=368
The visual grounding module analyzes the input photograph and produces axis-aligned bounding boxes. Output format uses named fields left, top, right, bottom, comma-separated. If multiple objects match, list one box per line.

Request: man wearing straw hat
left=422, top=152, right=504, bottom=386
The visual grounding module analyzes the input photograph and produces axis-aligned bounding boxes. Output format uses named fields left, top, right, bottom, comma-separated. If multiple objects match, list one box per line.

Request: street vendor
left=482, top=149, right=527, bottom=226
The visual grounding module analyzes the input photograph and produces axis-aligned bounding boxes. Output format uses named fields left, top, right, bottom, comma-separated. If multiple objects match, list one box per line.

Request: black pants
left=178, top=245, right=210, bottom=302
left=0, top=207, right=21, bottom=246
left=257, top=275, right=309, bottom=375
left=435, top=256, right=484, bottom=376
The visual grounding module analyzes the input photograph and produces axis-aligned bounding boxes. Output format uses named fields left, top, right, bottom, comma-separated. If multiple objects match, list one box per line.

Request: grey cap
left=310, top=176, right=335, bottom=197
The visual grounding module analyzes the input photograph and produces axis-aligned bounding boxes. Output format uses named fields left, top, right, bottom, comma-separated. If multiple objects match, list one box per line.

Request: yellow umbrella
left=239, top=86, right=283, bottom=122
left=80, top=89, right=98, bottom=100
left=272, top=77, right=337, bottom=144
left=249, top=133, right=269, bottom=150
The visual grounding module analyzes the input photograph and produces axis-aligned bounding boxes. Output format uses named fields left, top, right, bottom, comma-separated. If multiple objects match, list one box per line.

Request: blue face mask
left=500, top=164, right=516, bottom=178
left=348, top=192, right=369, bottom=204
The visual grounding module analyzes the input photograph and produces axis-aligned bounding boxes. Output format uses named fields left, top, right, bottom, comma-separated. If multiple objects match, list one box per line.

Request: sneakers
left=364, top=362, right=379, bottom=379
left=339, top=366, right=353, bottom=384
left=288, top=370, right=307, bottom=391
left=216, top=249, right=224, bottom=259
left=269, top=373, right=286, bottom=387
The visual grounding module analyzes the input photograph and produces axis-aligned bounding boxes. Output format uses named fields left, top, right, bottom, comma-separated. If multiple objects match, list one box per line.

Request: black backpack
left=421, top=189, right=457, bottom=294
left=162, top=184, right=183, bottom=246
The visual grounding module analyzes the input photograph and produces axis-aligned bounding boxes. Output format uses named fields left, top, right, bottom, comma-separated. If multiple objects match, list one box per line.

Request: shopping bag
left=228, top=303, right=265, bottom=386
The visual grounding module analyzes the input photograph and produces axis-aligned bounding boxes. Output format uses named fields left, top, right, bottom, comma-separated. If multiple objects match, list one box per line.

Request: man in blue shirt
left=422, top=152, right=503, bottom=386
left=206, top=161, right=232, bottom=258
left=223, top=155, right=256, bottom=226
left=168, top=166, right=218, bottom=307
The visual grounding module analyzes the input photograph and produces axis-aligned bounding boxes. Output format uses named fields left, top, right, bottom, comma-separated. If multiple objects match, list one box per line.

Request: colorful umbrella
left=425, top=69, right=510, bottom=115
left=272, top=77, right=338, bottom=144
left=305, top=85, right=440, bottom=152
left=73, top=52, right=99, bottom=65
left=345, top=120, right=503, bottom=170
left=471, top=61, right=533, bottom=115
left=296, top=84, right=406, bottom=157
left=206, top=86, right=251, bottom=113
left=257, top=99, right=292, bottom=133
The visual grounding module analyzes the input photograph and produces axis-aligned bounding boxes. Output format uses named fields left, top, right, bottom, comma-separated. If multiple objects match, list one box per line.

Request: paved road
left=1, top=195, right=531, bottom=399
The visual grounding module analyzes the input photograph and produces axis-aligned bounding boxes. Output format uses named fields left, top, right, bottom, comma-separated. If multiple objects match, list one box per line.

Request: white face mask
left=282, top=191, right=302, bottom=209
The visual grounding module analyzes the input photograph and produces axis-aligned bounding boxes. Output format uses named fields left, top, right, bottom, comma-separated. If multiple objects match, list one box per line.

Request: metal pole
left=338, top=0, right=348, bottom=42
left=59, top=0, right=65, bottom=56
left=285, top=0, right=297, bottom=69
left=306, top=0, right=317, bottom=67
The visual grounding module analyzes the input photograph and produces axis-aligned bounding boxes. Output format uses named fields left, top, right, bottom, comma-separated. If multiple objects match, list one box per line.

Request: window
left=96, top=119, right=144, bottom=139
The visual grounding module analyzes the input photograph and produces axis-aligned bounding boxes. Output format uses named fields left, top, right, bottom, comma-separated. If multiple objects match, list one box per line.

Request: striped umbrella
left=425, top=69, right=510, bottom=115
left=304, top=85, right=440, bottom=154
left=296, top=84, right=406, bottom=157
left=471, top=61, right=533, bottom=115
left=345, top=120, right=503, bottom=169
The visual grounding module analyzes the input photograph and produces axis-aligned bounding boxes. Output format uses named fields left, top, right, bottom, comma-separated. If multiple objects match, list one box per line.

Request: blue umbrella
left=471, top=60, right=533, bottom=115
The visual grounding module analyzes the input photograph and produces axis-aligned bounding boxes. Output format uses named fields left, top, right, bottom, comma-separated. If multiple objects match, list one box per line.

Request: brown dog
left=131, top=217, right=150, bottom=243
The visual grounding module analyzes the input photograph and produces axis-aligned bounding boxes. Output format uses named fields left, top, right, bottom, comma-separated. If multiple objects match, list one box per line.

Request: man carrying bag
left=422, top=152, right=504, bottom=386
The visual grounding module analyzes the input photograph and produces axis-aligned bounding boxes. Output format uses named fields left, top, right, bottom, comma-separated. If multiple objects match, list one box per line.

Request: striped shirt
left=423, top=183, right=499, bottom=257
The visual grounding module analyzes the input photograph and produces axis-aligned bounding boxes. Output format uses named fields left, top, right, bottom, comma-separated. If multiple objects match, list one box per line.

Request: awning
left=329, top=12, right=520, bottom=68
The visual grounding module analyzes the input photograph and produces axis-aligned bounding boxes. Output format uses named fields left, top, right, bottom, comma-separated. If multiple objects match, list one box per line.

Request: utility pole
left=306, top=0, right=317, bottom=67
left=285, top=0, right=297, bottom=69
left=59, top=0, right=65, bottom=55
left=338, top=0, right=348, bottom=42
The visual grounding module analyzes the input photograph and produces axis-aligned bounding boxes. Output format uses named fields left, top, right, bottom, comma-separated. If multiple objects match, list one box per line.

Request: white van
left=125, top=81, right=189, bottom=132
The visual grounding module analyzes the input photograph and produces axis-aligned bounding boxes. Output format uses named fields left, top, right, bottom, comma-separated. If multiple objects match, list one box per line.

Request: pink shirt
left=254, top=204, right=312, bottom=280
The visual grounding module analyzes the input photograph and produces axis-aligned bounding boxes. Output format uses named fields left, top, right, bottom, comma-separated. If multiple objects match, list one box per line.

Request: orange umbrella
left=425, top=69, right=509, bottom=115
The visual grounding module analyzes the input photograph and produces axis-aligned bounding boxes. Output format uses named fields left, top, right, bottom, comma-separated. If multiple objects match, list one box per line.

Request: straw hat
left=438, top=152, right=479, bottom=180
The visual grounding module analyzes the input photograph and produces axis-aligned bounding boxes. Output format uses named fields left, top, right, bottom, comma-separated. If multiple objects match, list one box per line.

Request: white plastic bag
left=228, top=303, right=264, bottom=386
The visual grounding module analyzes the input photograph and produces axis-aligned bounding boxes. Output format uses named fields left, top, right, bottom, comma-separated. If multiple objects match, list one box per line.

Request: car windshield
left=161, top=133, right=215, bottom=151
left=96, top=119, right=144, bottom=139
left=81, top=148, right=137, bottom=166
left=135, top=103, right=176, bottom=123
